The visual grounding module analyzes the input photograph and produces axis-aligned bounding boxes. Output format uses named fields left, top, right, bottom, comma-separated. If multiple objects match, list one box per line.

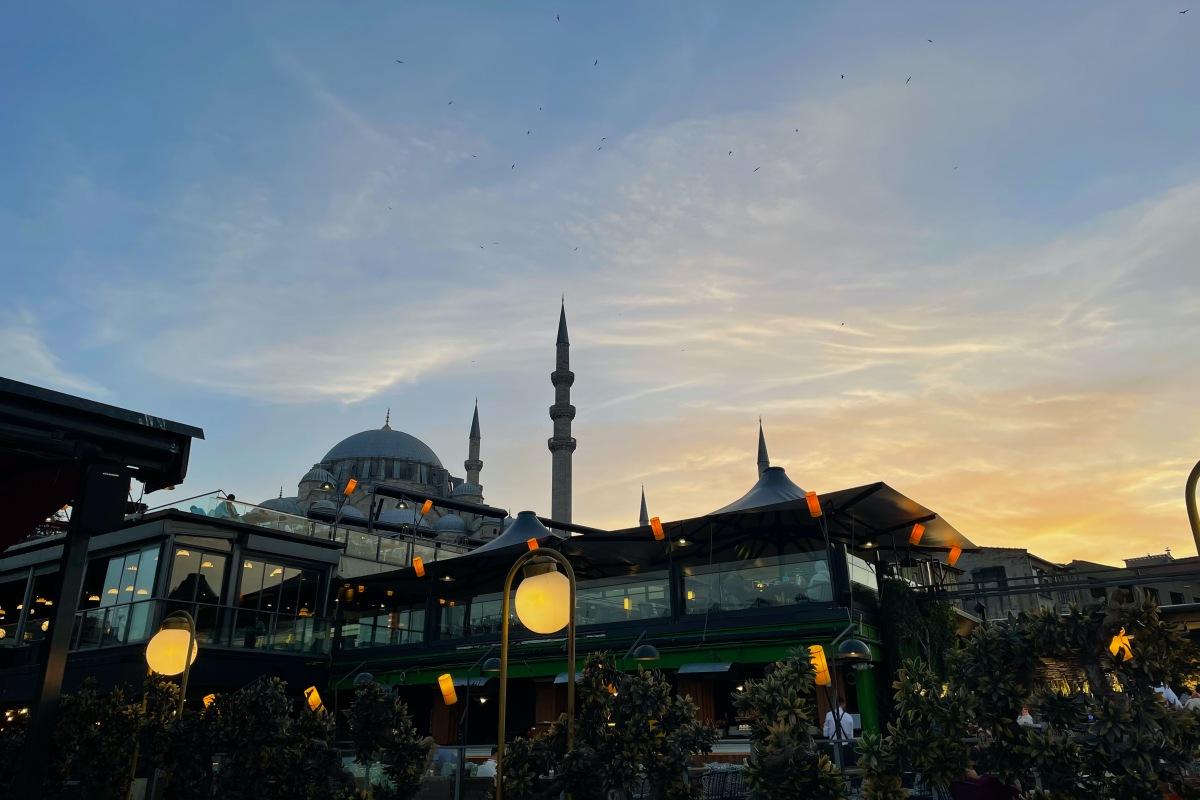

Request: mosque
left=254, top=302, right=579, bottom=543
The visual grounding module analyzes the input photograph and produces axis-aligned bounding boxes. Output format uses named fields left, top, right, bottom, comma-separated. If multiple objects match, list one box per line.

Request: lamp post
left=128, top=610, right=198, bottom=799
left=1187, top=459, right=1200, bottom=557
left=495, top=546, right=577, bottom=800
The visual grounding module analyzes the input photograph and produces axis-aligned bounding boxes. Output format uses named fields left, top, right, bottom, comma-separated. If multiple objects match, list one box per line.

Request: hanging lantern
left=947, top=544, right=962, bottom=567
left=420, top=499, right=434, bottom=516
left=438, top=673, right=458, bottom=705
left=805, top=491, right=823, bottom=518
left=1109, top=628, right=1134, bottom=662
left=808, top=644, right=831, bottom=686
left=909, top=522, right=926, bottom=546
left=514, top=559, right=571, bottom=634
left=304, top=686, right=324, bottom=713
left=202, top=693, right=216, bottom=708
left=649, top=516, right=665, bottom=541
left=527, top=538, right=539, bottom=551
left=413, top=556, right=425, bottom=577
left=343, top=478, right=358, bottom=496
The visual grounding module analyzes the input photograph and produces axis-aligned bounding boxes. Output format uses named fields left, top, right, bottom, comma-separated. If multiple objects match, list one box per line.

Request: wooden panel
left=677, top=677, right=716, bottom=724
left=534, top=680, right=560, bottom=726
left=429, top=697, right=457, bottom=745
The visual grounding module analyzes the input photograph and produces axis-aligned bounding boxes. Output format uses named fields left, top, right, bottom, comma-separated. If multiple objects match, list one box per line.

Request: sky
left=2, top=2, right=1199, bottom=565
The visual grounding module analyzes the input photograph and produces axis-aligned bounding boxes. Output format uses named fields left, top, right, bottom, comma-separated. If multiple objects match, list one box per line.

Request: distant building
left=952, top=546, right=1073, bottom=620
left=1066, top=550, right=1200, bottom=608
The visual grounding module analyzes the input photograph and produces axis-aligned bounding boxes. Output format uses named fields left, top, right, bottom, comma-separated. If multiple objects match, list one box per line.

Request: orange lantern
left=526, top=538, right=539, bottom=551
left=947, top=544, right=962, bottom=567
left=304, top=686, right=324, bottom=713
left=805, top=491, right=823, bottom=518
left=420, top=499, right=434, bottom=516
left=1109, top=628, right=1134, bottom=662
left=438, top=673, right=458, bottom=705
left=909, top=522, right=926, bottom=546
left=343, top=478, right=358, bottom=496
left=808, top=644, right=831, bottom=686
left=649, top=516, right=665, bottom=541
left=413, top=556, right=425, bottom=577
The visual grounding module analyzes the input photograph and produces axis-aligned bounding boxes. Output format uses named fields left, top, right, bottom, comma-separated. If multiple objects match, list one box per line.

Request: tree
left=48, top=678, right=140, bottom=800
left=732, top=648, right=845, bottom=800
left=504, top=653, right=717, bottom=800
left=0, top=711, right=28, bottom=798
left=347, top=682, right=434, bottom=800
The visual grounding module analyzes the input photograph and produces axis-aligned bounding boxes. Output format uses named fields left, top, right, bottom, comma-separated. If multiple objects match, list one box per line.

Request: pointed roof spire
left=469, top=399, right=481, bottom=439
left=757, top=418, right=770, bottom=476
left=557, top=296, right=570, bottom=346
left=278, top=486, right=284, bottom=499
left=639, top=485, right=649, bottom=527
left=383, top=408, right=392, bottom=431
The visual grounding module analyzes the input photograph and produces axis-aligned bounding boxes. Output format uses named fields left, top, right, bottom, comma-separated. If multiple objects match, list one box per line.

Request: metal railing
left=69, top=598, right=331, bottom=655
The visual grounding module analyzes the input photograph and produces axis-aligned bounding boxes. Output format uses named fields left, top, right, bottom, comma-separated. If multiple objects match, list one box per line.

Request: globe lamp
left=145, top=613, right=198, bottom=676
left=514, top=559, right=570, bottom=634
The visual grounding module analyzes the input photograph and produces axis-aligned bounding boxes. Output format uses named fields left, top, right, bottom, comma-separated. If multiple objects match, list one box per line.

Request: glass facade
left=576, top=572, right=670, bottom=626
left=683, top=552, right=832, bottom=614
left=0, top=577, right=23, bottom=645
left=847, top=553, right=878, bottom=595
left=235, top=558, right=322, bottom=652
left=74, top=545, right=161, bottom=648
left=347, top=606, right=426, bottom=648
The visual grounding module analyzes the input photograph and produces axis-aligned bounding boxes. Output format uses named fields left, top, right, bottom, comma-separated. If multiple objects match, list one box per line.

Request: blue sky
left=3, top=2, right=1199, bottom=563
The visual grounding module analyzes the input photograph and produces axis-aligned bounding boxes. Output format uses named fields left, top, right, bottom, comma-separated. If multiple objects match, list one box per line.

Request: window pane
left=239, top=560, right=264, bottom=609
left=133, top=545, right=159, bottom=600
left=119, top=553, right=140, bottom=604
left=296, top=569, right=320, bottom=618
left=278, top=567, right=301, bottom=615
left=259, top=562, right=285, bottom=612
left=169, top=548, right=202, bottom=601
left=576, top=573, right=671, bottom=626
left=683, top=553, right=831, bottom=614
left=0, top=578, right=25, bottom=645
left=99, top=557, right=124, bottom=607
left=196, top=554, right=226, bottom=605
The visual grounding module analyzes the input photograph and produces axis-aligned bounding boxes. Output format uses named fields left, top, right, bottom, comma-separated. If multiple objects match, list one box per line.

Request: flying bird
left=527, top=130, right=531, bottom=135
left=573, top=247, right=579, bottom=251
left=556, top=14, right=560, bottom=21
left=448, top=100, right=454, bottom=105
left=728, top=150, right=733, bottom=156
left=601, top=137, right=606, bottom=141
left=395, top=59, right=404, bottom=63
left=1181, top=8, right=1189, bottom=12
left=927, top=39, right=933, bottom=43
left=471, top=154, right=477, bottom=158
left=511, top=164, right=516, bottom=169
left=753, top=166, right=760, bottom=172
left=840, top=74, right=845, bottom=79
left=906, top=76, right=912, bottom=85
left=597, top=146, right=603, bottom=150
left=594, top=59, right=599, bottom=66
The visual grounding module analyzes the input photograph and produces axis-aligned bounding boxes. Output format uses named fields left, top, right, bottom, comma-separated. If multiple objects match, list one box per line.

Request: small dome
left=259, top=496, right=304, bottom=516
left=301, top=467, right=337, bottom=486
left=309, top=500, right=337, bottom=514
left=451, top=482, right=483, bottom=498
left=434, top=514, right=468, bottom=532
left=323, top=427, right=443, bottom=467
left=339, top=505, right=367, bottom=520
left=378, top=508, right=420, bottom=526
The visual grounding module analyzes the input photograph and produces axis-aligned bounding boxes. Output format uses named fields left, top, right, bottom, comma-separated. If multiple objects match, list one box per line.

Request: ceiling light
left=176, top=550, right=191, bottom=557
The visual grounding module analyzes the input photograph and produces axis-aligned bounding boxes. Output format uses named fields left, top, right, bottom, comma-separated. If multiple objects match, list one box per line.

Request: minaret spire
left=465, top=400, right=483, bottom=487
left=549, top=299, right=577, bottom=523
left=383, top=408, right=391, bottom=431
left=757, top=418, right=770, bottom=477
left=639, top=485, right=649, bottom=527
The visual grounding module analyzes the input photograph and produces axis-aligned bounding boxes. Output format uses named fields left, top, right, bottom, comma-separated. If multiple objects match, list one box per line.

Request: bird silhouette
left=527, top=130, right=531, bottom=135
left=1181, top=8, right=1189, bottom=12
left=556, top=14, right=560, bottom=21
left=906, top=76, right=912, bottom=85
left=511, top=164, right=516, bottom=169
left=597, top=146, right=603, bottom=150
left=448, top=100, right=454, bottom=105
left=395, top=59, right=404, bottom=63
left=471, top=154, right=477, bottom=158
left=594, top=59, right=599, bottom=66
left=841, top=74, right=845, bottom=79
left=728, top=150, right=733, bottom=156
left=573, top=247, right=579, bottom=252
left=927, top=39, right=933, bottom=43
left=753, top=166, right=760, bottom=172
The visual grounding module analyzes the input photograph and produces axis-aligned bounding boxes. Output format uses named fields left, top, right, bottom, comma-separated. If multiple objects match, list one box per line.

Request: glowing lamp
left=438, top=673, right=458, bottom=705
left=413, top=556, right=425, bottom=577
left=649, top=516, right=665, bottom=541
left=343, top=478, right=358, bottom=496
left=514, top=559, right=571, bottom=634
left=808, top=644, right=831, bottom=686
left=622, top=596, right=632, bottom=611
left=1109, top=628, right=1134, bottom=662
left=421, top=499, right=434, bottom=516
left=527, top=538, right=539, bottom=551
left=805, top=491, right=823, bottom=518
left=909, top=522, right=925, bottom=546
left=145, top=616, right=199, bottom=676
left=304, top=685, right=324, bottom=713
left=947, top=544, right=962, bottom=567
left=202, top=693, right=216, bottom=708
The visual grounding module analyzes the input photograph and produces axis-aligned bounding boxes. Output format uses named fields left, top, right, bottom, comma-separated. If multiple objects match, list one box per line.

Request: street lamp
left=1187, top=459, right=1200, bottom=557
left=495, top=534, right=577, bottom=800
left=145, top=611, right=199, bottom=713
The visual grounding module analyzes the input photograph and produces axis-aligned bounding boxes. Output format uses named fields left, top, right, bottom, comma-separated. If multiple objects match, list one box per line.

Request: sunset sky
left=3, top=2, right=1199, bottom=564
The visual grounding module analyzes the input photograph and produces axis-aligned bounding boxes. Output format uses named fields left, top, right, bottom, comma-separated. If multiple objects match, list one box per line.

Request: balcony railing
left=69, top=598, right=332, bottom=656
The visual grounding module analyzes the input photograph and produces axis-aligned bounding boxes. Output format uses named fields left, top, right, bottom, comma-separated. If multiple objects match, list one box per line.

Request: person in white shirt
left=1158, top=684, right=1184, bottom=709
left=476, top=751, right=498, bottom=778
left=1016, top=705, right=1035, bottom=727
left=822, top=697, right=854, bottom=741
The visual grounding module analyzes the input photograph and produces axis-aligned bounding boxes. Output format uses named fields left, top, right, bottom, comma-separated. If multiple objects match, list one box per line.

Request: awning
left=553, top=671, right=584, bottom=684
left=452, top=677, right=493, bottom=688
left=677, top=662, right=734, bottom=675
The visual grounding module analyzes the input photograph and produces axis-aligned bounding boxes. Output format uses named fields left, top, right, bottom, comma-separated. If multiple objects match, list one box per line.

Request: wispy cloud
left=0, top=309, right=109, bottom=398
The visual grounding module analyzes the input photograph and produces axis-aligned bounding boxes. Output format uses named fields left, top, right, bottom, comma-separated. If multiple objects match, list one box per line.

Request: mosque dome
left=301, top=467, right=337, bottom=486
left=434, top=514, right=468, bottom=533
left=309, top=500, right=337, bottom=515
left=451, top=482, right=483, bottom=498
left=378, top=507, right=420, bottom=526
left=259, top=496, right=304, bottom=516
left=323, top=425, right=442, bottom=467
left=339, top=505, right=367, bottom=521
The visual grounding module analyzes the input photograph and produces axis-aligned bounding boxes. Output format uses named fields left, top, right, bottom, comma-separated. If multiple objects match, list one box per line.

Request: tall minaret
left=757, top=419, right=770, bottom=477
left=549, top=300, right=576, bottom=522
left=639, top=485, right=649, bottom=527
left=465, top=400, right=482, bottom=485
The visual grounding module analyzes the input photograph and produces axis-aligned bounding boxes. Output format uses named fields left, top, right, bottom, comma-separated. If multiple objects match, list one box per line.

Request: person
left=1016, top=706, right=1035, bottom=727
left=476, top=749, right=497, bottom=778
left=822, top=697, right=854, bottom=740
left=1158, top=684, right=1184, bottom=709
left=1185, top=692, right=1200, bottom=712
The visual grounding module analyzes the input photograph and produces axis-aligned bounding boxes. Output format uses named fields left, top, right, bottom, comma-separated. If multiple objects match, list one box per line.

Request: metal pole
left=495, top=548, right=576, bottom=800
left=126, top=667, right=152, bottom=800
left=177, top=610, right=197, bottom=715
left=1187, top=459, right=1200, bottom=558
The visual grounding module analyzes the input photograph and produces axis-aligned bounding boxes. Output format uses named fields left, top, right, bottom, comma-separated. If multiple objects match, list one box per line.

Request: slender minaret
left=757, top=418, right=770, bottom=477
left=639, top=485, right=649, bottom=527
left=465, top=400, right=482, bottom=485
left=549, top=300, right=576, bottom=522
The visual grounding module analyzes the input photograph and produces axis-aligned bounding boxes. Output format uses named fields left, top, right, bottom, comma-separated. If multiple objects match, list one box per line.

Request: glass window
left=0, top=577, right=26, bottom=646
left=437, top=600, right=469, bottom=640
left=683, top=552, right=831, bottom=614
left=296, top=569, right=320, bottom=618
left=169, top=548, right=201, bottom=599
left=25, top=572, right=61, bottom=642
left=847, top=554, right=878, bottom=595
left=576, top=572, right=671, bottom=626
left=353, top=607, right=425, bottom=648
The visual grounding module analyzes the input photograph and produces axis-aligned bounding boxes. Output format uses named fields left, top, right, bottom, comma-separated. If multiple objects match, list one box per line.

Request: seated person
left=475, top=749, right=497, bottom=778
